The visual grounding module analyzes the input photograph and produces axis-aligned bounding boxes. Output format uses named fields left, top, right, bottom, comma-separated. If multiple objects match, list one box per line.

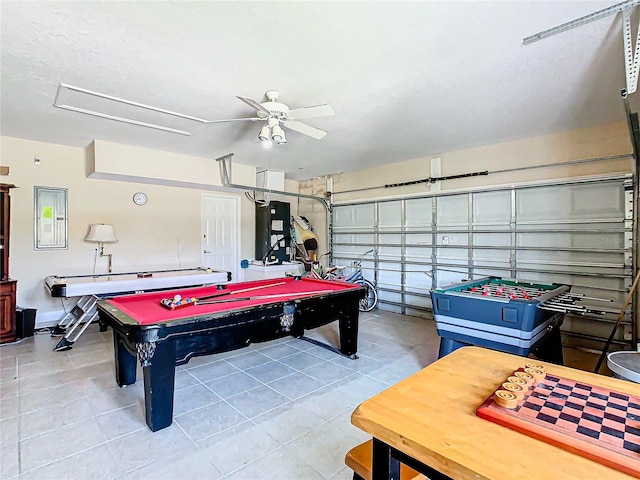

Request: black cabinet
left=255, top=201, right=290, bottom=264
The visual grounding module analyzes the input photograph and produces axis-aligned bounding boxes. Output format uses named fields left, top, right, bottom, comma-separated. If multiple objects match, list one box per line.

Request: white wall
left=0, top=136, right=257, bottom=325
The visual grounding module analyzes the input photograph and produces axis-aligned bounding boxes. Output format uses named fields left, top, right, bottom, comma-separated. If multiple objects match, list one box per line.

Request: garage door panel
left=516, top=182, right=625, bottom=222
left=406, top=246, right=432, bottom=262
left=437, top=248, right=468, bottom=265
left=473, top=232, right=510, bottom=247
left=473, top=250, right=511, bottom=263
left=379, top=233, right=402, bottom=245
left=517, top=231, right=625, bottom=249
left=474, top=268, right=511, bottom=278
left=379, top=201, right=402, bottom=230
left=333, top=204, right=374, bottom=229
left=437, top=234, right=468, bottom=246
left=437, top=195, right=468, bottom=225
left=406, top=197, right=433, bottom=229
left=406, top=233, right=432, bottom=246
left=330, top=176, right=633, bottom=350
left=404, top=294, right=431, bottom=309
left=405, top=271, right=432, bottom=293
left=516, top=249, right=624, bottom=266
left=473, top=190, right=511, bottom=223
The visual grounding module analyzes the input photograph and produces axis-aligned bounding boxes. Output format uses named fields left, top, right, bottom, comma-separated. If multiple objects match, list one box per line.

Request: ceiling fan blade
left=283, top=120, right=327, bottom=139
left=203, top=117, right=261, bottom=124
left=236, top=96, right=271, bottom=116
left=288, top=104, right=335, bottom=120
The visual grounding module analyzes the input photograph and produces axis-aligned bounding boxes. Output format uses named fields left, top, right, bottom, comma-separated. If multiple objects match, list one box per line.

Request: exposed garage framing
left=330, top=174, right=636, bottom=352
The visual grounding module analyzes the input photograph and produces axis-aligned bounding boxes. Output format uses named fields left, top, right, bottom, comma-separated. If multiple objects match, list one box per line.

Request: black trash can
left=16, top=308, right=36, bottom=339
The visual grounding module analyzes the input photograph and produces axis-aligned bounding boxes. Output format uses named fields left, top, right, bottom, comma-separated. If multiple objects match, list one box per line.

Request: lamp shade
left=85, top=224, right=118, bottom=243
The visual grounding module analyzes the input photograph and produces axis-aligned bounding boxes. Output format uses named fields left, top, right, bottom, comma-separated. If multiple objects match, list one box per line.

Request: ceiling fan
left=207, top=90, right=335, bottom=144
left=53, top=84, right=334, bottom=144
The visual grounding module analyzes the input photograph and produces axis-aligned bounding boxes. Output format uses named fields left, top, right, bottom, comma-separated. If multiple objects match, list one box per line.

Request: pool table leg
left=114, top=333, right=137, bottom=386
left=338, top=302, right=360, bottom=357
left=143, top=341, right=177, bottom=432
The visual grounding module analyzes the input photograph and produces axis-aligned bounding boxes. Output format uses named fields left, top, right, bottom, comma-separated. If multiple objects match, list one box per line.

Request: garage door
left=331, top=174, right=634, bottom=351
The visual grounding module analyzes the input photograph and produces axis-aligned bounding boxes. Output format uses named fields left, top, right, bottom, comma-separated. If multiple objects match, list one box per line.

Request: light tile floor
left=0, top=310, right=441, bottom=480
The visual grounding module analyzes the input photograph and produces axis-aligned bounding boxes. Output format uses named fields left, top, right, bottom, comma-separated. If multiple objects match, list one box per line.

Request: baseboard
left=32, top=310, right=64, bottom=329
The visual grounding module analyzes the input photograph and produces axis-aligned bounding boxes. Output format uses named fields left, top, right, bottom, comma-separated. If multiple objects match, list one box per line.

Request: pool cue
left=197, top=290, right=335, bottom=305
left=196, top=281, right=287, bottom=302
left=594, top=269, right=640, bottom=374
left=160, top=281, right=289, bottom=310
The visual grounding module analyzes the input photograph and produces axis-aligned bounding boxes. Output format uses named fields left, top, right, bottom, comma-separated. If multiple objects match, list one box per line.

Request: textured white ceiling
left=0, top=1, right=633, bottom=181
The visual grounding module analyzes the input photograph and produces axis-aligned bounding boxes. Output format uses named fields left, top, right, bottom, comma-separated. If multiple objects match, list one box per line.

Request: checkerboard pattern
left=477, top=372, right=640, bottom=478
left=519, top=375, right=640, bottom=455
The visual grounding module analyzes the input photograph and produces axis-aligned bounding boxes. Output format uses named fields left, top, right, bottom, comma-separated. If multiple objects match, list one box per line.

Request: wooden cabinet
left=0, top=183, right=12, bottom=281
left=0, top=280, right=16, bottom=342
left=0, top=183, right=16, bottom=344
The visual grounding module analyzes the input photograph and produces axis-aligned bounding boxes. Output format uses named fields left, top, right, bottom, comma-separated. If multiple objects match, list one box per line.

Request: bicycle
left=309, top=249, right=378, bottom=312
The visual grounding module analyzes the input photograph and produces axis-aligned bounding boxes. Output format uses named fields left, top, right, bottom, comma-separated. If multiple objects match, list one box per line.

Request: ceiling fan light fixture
left=271, top=124, right=285, bottom=144
left=258, top=125, right=270, bottom=142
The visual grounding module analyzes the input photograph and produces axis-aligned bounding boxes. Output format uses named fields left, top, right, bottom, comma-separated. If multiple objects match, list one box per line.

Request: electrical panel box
left=255, top=201, right=291, bottom=264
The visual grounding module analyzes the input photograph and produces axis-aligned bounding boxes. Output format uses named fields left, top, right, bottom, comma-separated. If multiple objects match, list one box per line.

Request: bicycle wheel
left=355, top=279, right=378, bottom=312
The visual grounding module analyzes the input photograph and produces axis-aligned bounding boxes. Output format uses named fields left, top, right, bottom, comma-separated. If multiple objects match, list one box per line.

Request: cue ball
left=174, top=294, right=182, bottom=302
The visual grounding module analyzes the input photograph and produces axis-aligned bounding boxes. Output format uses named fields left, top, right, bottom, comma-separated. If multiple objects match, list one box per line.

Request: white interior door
left=201, top=195, right=239, bottom=282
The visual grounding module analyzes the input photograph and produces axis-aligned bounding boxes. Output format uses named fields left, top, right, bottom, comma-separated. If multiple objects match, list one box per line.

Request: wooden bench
left=345, top=439, right=427, bottom=480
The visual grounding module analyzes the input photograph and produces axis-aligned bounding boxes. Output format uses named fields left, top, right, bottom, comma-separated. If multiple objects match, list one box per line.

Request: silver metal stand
left=51, top=295, right=99, bottom=351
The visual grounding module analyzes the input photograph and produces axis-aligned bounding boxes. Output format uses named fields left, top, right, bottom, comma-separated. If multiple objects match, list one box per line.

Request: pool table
left=97, top=276, right=364, bottom=431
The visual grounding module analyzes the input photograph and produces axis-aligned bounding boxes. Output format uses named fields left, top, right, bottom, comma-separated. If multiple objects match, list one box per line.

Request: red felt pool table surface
left=101, top=277, right=359, bottom=325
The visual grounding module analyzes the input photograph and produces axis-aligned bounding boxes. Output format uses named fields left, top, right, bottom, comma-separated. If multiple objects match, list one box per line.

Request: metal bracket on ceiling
left=523, top=0, right=640, bottom=46
left=623, top=9, right=640, bottom=94
left=523, top=1, right=640, bottom=94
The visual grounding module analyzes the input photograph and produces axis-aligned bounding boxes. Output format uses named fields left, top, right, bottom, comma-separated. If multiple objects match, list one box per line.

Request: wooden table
left=351, top=346, right=640, bottom=480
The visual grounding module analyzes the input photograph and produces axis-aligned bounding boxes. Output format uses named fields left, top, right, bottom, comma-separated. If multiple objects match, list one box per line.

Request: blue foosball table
left=430, top=276, right=572, bottom=363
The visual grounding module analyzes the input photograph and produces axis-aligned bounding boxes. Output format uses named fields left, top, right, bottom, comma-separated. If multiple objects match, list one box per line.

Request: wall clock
left=133, top=192, right=148, bottom=206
